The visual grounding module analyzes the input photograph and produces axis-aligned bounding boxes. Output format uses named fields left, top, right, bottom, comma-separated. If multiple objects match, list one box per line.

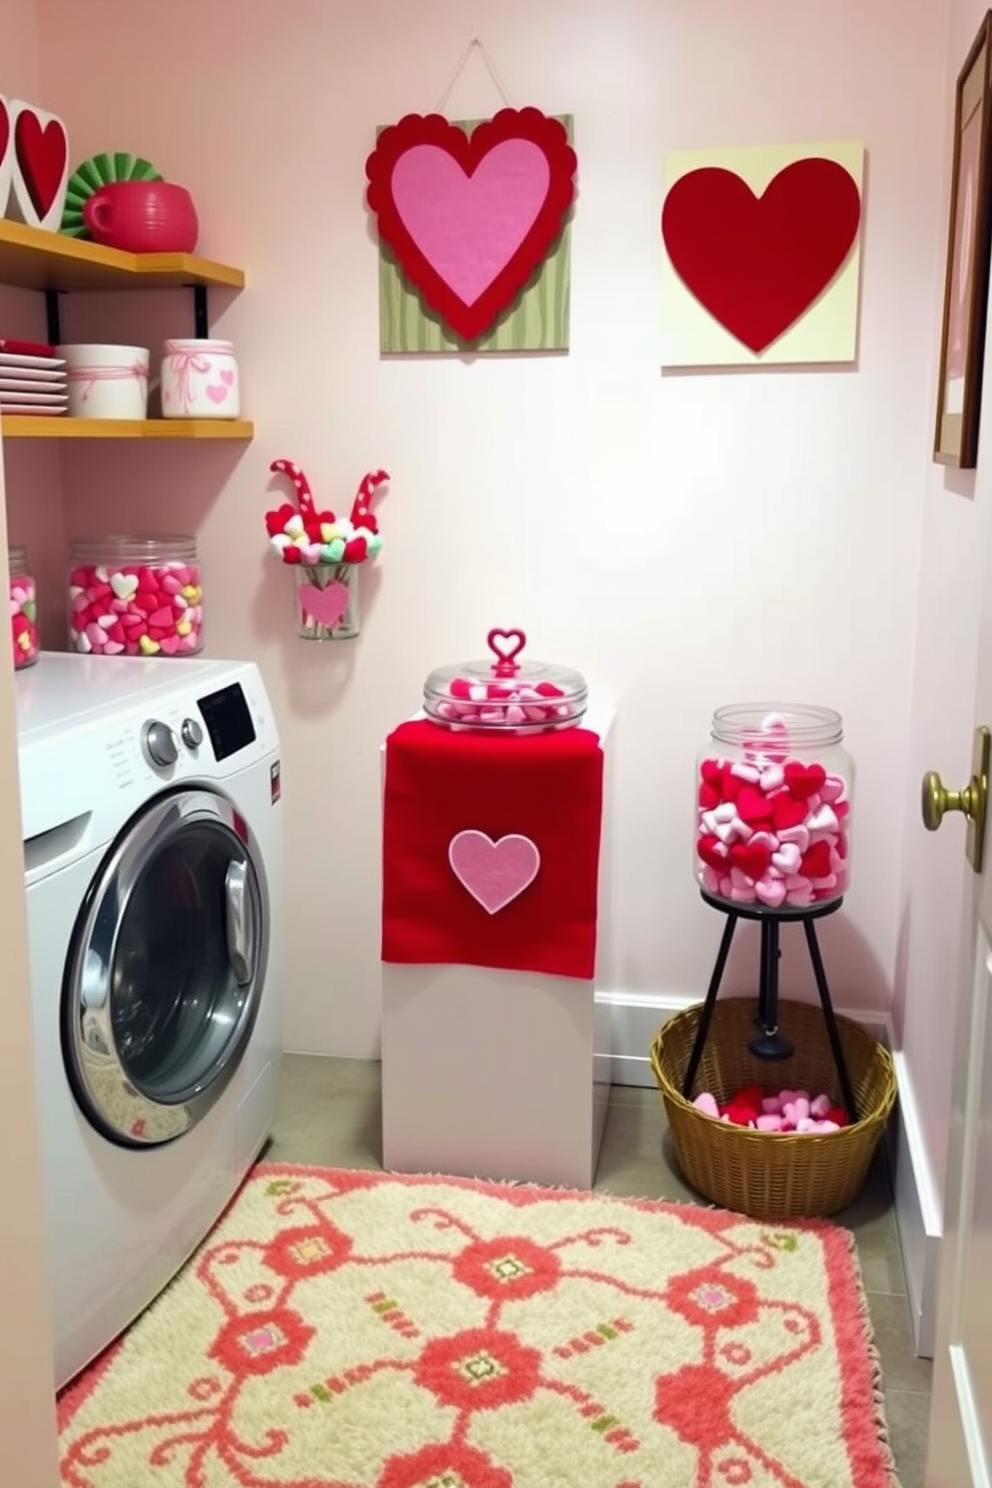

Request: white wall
left=34, top=0, right=950, bottom=1059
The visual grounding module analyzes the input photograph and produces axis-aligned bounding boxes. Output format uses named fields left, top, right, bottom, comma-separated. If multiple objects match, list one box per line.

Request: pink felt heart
left=448, top=829, right=540, bottom=915
left=299, top=580, right=350, bottom=628
left=205, top=382, right=229, bottom=404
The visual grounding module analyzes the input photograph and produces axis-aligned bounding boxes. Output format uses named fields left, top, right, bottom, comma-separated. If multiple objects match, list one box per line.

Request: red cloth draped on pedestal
left=381, top=720, right=604, bottom=980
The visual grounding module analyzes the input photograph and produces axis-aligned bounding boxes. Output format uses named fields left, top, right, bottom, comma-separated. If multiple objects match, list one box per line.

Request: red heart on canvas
left=661, top=157, right=861, bottom=354
left=801, top=841, right=832, bottom=879
left=784, top=760, right=827, bottom=799
left=729, top=841, right=771, bottom=880
left=14, top=108, right=67, bottom=218
left=771, top=792, right=809, bottom=832
left=736, top=785, right=772, bottom=824
left=366, top=108, right=577, bottom=342
left=696, top=835, right=727, bottom=873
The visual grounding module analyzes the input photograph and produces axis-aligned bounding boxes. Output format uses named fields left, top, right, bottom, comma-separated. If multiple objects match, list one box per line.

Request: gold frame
left=935, top=11, right=992, bottom=468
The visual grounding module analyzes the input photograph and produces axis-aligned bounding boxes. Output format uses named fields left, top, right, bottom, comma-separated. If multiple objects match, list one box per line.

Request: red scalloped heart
left=661, top=157, right=861, bottom=354
left=366, top=108, right=577, bottom=342
left=15, top=108, right=67, bottom=217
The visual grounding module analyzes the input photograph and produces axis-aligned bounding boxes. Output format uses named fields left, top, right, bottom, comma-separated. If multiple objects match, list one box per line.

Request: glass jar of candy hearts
left=9, top=545, right=39, bottom=670
left=695, top=704, right=853, bottom=911
left=68, top=536, right=203, bottom=658
left=423, top=628, right=587, bottom=733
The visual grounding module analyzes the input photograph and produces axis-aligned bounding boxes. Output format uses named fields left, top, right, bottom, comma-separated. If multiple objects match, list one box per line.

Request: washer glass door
left=63, top=788, right=269, bottom=1146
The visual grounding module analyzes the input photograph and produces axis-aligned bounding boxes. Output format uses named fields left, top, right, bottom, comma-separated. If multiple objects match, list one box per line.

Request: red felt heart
left=771, top=793, right=809, bottom=832
left=721, top=768, right=744, bottom=803
left=366, top=108, right=577, bottom=342
left=697, top=835, right=727, bottom=873
left=698, top=781, right=721, bottom=810
left=801, top=841, right=832, bottom=879
left=729, top=841, right=771, bottom=881
left=827, top=1106, right=850, bottom=1128
left=700, top=758, right=723, bottom=787
left=736, top=785, right=772, bottom=824
left=14, top=108, right=67, bottom=218
left=661, top=158, right=861, bottom=354
left=784, top=760, right=827, bottom=800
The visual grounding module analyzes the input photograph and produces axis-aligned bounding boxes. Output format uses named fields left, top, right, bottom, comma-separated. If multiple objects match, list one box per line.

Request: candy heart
left=810, top=874, right=838, bottom=892
left=110, top=572, right=138, bottom=601
left=96, top=613, right=116, bottom=630
left=756, top=1114, right=783, bottom=1132
left=699, top=782, right=721, bottom=810
left=729, top=761, right=761, bottom=783
left=771, top=842, right=801, bottom=873
left=782, top=1102, right=797, bottom=1127
left=700, top=758, right=724, bottom=786
left=730, top=866, right=754, bottom=888
left=785, top=874, right=811, bottom=891
left=810, top=1094, right=832, bottom=1118
left=714, top=823, right=735, bottom=844
left=700, top=810, right=720, bottom=835
left=755, top=876, right=787, bottom=907
left=760, top=764, right=784, bottom=792
left=697, top=834, right=728, bottom=872
left=796, top=1118, right=817, bottom=1133
left=700, top=865, right=721, bottom=894
left=800, top=841, right=832, bottom=878
left=808, top=804, right=839, bottom=833
left=138, top=635, right=160, bottom=655
left=794, top=1096, right=811, bottom=1121
left=729, top=841, right=771, bottom=880
left=713, top=803, right=737, bottom=823
left=817, top=1120, right=840, bottom=1133
left=159, top=635, right=180, bottom=655
left=748, top=830, right=779, bottom=852
left=726, top=817, right=752, bottom=843
left=721, top=767, right=745, bottom=802
left=771, top=793, right=808, bottom=831
left=737, top=785, right=773, bottom=823
left=103, top=640, right=125, bottom=654
left=729, top=885, right=757, bottom=903
left=148, top=606, right=174, bottom=628
left=762, top=1096, right=783, bottom=1114
left=777, top=824, right=810, bottom=851
left=784, top=760, right=826, bottom=799
left=827, top=1107, right=850, bottom=1128
left=819, top=774, right=845, bottom=804
left=692, top=1092, right=719, bottom=1117
left=786, top=888, right=813, bottom=906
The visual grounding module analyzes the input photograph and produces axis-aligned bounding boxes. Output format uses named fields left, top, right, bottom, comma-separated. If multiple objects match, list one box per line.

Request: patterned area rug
left=58, top=1164, right=897, bottom=1487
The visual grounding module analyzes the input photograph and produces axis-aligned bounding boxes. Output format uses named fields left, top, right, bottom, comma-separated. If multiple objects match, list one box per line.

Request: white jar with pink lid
left=694, top=703, right=854, bottom=911
left=160, top=339, right=240, bottom=418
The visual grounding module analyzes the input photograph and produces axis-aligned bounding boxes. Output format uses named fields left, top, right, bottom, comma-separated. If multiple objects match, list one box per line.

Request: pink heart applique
left=299, top=581, right=349, bottom=628
left=205, top=383, right=228, bottom=404
left=219, top=368, right=235, bottom=386
left=448, top=829, right=540, bottom=915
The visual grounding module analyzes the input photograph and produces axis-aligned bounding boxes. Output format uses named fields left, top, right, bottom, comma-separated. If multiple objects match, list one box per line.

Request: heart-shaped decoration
left=729, top=841, right=771, bottom=881
left=366, top=108, right=577, bottom=342
left=8, top=100, right=68, bottom=229
left=736, top=785, right=773, bottom=824
left=0, top=98, right=12, bottom=217
left=205, top=383, right=229, bottom=405
left=755, top=877, right=787, bottom=908
left=801, top=843, right=834, bottom=882
left=783, top=760, right=827, bottom=800
left=771, top=843, right=802, bottom=874
left=486, top=627, right=527, bottom=676
left=299, top=580, right=350, bottom=629
left=110, top=572, right=139, bottom=601
left=697, top=834, right=728, bottom=873
left=771, top=793, right=809, bottom=832
left=220, top=369, right=235, bottom=386
left=662, top=157, right=861, bottom=354
left=449, top=829, right=540, bottom=915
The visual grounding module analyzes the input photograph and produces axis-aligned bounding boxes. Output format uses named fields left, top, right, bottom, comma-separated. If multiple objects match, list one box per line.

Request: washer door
left=62, top=788, right=269, bottom=1147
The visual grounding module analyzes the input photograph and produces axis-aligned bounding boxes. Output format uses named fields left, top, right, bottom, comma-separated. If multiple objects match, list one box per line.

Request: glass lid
left=423, top=628, right=587, bottom=733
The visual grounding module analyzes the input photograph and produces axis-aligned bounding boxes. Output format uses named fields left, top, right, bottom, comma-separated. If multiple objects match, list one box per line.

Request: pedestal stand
left=680, top=892, right=858, bottom=1121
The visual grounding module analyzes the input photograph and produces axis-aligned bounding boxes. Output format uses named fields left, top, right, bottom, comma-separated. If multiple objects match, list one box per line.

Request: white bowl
left=58, top=343, right=150, bottom=420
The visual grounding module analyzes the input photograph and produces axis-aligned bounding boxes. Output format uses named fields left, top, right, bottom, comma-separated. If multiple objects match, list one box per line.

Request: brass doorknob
left=921, top=726, right=991, bottom=872
left=921, top=770, right=980, bottom=831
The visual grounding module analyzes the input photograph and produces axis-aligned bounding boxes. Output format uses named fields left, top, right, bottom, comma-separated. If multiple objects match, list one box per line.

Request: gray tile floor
left=268, top=1054, right=930, bottom=1487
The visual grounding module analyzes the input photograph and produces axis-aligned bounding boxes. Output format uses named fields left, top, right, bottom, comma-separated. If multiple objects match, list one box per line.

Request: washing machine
left=18, top=653, right=283, bottom=1389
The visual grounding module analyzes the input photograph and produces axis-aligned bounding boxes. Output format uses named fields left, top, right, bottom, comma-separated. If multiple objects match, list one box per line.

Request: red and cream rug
left=58, top=1164, right=897, bottom=1487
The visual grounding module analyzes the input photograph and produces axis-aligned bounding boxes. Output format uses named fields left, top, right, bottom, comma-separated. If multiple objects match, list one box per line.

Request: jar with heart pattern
left=68, top=536, right=203, bottom=657
left=695, top=704, right=853, bottom=912
left=293, top=561, right=360, bottom=640
left=160, top=339, right=240, bottom=419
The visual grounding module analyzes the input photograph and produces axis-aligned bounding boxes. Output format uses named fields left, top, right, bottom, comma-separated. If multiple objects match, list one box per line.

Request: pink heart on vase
left=448, top=829, right=540, bottom=914
left=299, top=580, right=350, bottom=628
left=219, top=368, right=235, bottom=385
left=205, top=382, right=228, bottom=404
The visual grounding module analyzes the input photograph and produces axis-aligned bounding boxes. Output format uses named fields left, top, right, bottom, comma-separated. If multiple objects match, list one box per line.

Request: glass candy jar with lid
left=68, top=535, right=203, bottom=657
left=9, top=544, right=39, bottom=670
left=694, top=704, right=854, bottom=911
left=424, top=628, right=588, bottom=733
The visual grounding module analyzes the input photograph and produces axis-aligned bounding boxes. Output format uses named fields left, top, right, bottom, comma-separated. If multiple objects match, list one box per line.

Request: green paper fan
left=60, top=152, right=164, bottom=238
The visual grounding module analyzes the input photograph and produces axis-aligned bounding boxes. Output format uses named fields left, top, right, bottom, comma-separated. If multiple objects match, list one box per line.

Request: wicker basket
left=650, top=998, right=897, bottom=1219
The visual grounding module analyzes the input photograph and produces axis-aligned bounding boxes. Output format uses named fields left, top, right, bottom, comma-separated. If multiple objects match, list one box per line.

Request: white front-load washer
left=17, top=653, right=283, bottom=1389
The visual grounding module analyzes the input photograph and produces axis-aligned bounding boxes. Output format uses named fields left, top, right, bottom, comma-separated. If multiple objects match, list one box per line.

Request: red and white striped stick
left=270, top=458, right=317, bottom=521
left=350, top=468, right=390, bottom=528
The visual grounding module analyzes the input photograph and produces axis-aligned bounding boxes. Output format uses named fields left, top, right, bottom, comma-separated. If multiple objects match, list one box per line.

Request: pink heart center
left=391, top=141, right=551, bottom=307
left=205, top=383, right=228, bottom=404
left=448, top=830, right=540, bottom=915
left=299, top=580, right=349, bottom=628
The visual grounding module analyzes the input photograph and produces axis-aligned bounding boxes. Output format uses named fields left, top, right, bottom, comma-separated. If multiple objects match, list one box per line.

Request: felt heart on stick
left=366, top=108, right=577, bottom=341
left=661, top=157, right=861, bottom=353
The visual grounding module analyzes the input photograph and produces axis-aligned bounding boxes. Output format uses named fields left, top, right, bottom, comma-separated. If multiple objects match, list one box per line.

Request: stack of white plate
left=0, top=340, right=68, bottom=416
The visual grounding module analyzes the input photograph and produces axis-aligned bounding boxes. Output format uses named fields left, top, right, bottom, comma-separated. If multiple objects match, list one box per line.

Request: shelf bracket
left=44, top=290, right=63, bottom=346
left=192, top=284, right=209, bottom=339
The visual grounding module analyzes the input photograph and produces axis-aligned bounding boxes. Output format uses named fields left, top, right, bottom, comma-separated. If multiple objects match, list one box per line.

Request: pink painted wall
left=32, top=0, right=950, bottom=1056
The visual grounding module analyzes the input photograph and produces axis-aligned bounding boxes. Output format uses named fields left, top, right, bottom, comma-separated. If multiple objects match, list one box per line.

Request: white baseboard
left=888, top=1049, right=942, bottom=1359
left=599, top=991, right=940, bottom=1359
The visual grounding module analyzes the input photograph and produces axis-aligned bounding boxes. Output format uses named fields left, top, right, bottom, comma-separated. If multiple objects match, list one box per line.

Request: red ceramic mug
left=83, top=181, right=199, bottom=254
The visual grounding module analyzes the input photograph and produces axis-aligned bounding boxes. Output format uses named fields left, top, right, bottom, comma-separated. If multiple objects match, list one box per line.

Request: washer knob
left=181, top=717, right=204, bottom=750
left=142, top=720, right=179, bottom=768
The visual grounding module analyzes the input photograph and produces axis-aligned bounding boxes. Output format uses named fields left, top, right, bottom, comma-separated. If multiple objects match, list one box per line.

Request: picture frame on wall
left=935, top=11, right=992, bottom=468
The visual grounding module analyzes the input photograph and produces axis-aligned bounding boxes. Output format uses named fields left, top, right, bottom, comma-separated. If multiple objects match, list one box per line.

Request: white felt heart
left=110, top=572, right=138, bottom=601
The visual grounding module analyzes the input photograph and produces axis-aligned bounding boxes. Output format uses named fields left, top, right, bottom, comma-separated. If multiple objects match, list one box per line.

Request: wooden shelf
left=1, top=416, right=254, bottom=440
left=0, top=219, right=244, bottom=293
